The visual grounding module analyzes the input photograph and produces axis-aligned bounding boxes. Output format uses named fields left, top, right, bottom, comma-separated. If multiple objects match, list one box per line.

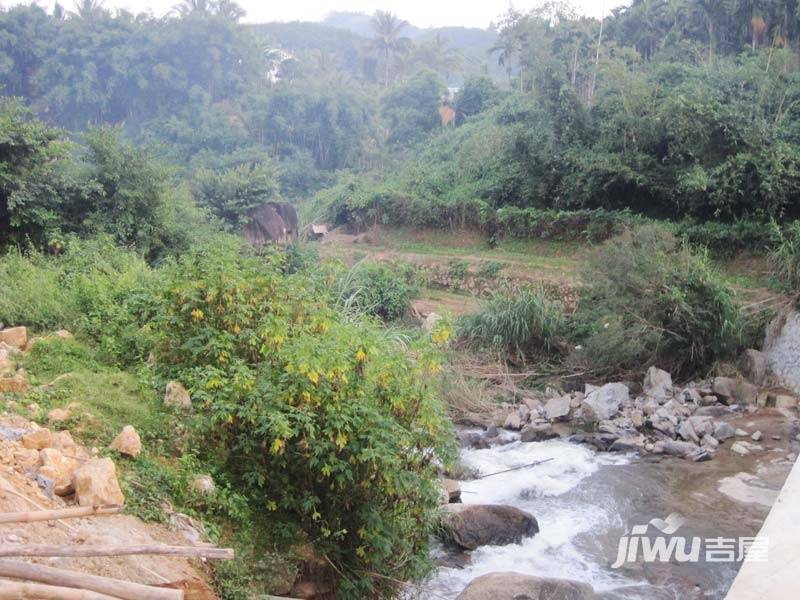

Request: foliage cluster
left=332, top=260, right=416, bottom=321
left=151, top=242, right=452, bottom=598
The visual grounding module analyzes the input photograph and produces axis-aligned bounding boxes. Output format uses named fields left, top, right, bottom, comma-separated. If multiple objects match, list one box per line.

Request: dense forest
left=2, top=1, right=800, bottom=599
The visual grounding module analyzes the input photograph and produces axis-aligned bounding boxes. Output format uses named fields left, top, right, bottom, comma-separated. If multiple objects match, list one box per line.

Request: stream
left=422, top=427, right=795, bottom=600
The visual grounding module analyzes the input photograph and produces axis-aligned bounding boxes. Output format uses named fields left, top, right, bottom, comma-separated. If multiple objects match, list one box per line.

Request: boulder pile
left=460, top=351, right=799, bottom=463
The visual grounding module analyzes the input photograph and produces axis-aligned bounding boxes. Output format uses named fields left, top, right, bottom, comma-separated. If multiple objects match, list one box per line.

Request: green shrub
left=447, top=258, right=469, bottom=282
left=570, top=225, right=747, bottom=377
left=153, top=245, right=453, bottom=598
left=678, top=219, right=778, bottom=257
left=458, top=288, right=566, bottom=362
left=770, top=220, right=800, bottom=294
left=334, top=261, right=414, bottom=321
left=477, top=261, right=505, bottom=279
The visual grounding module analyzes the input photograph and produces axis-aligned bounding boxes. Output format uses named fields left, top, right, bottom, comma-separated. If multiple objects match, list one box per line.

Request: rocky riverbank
left=430, top=345, right=800, bottom=600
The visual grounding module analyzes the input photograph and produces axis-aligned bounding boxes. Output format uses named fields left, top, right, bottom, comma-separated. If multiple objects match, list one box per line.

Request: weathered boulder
left=764, top=310, right=800, bottom=394
left=713, top=421, right=736, bottom=441
left=164, top=381, right=192, bottom=409
left=72, top=458, right=125, bottom=507
left=609, top=436, right=647, bottom=453
left=739, top=349, right=768, bottom=386
left=0, top=371, right=29, bottom=393
left=190, top=474, right=217, bottom=496
left=544, top=396, right=571, bottom=421
left=712, top=377, right=758, bottom=406
left=38, top=448, right=80, bottom=496
left=643, top=367, right=673, bottom=402
left=521, top=423, right=561, bottom=443
left=775, top=394, right=799, bottom=409
left=21, top=428, right=52, bottom=450
left=109, top=425, right=141, bottom=458
left=46, top=402, right=80, bottom=423
left=662, top=440, right=710, bottom=461
left=441, top=504, right=539, bottom=550
left=456, top=572, right=596, bottom=600
left=0, top=327, right=27, bottom=350
left=582, top=383, right=628, bottom=422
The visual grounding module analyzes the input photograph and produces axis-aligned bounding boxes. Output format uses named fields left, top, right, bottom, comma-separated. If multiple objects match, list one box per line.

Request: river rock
left=544, top=396, right=571, bottom=421
left=109, top=425, right=141, bottom=458
left=686, top=416, right=714, bottom=438
left=643, top=367, right=673, bottom=402
left=677, top=420, right=699, bottom=444
left=456, top=572, right=596, bottom=600
left=731, top=442, right=751, bottom=456
left=713, top=422, right=736, bottom=441
left=751, top=430, right=763, bottom=442
left=520, top=423, right=560, bottom=442
left=441, top=505, right=539, bottom=550
left=609, top=436, right=647, bottom=453
left=701, top=434, right=719, bottom=449
left=662, top=440, right=700, bottom=459
left=164, top=381, right=192, bottom=409
left=0, top=327, right=27, bottom=350
left=582, top=383, right=628, bottom=422
left=73, top=458, right=125, bottom=507
left=775, top=395, right=798, bottom=409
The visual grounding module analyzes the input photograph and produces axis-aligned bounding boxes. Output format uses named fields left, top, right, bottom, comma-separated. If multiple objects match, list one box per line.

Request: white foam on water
left=423, top=439, right=634, bottom=599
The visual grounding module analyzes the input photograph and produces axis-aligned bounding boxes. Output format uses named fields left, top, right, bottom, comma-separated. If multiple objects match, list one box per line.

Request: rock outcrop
left=764, top=310, right=800, bottom=394
left=164, top=381, right=192, bottom=409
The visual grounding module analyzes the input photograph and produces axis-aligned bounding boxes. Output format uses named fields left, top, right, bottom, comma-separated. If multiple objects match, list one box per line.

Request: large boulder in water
left=441, top=505, right=539, bottom=550
left=456, top=572, right=596, bottom=600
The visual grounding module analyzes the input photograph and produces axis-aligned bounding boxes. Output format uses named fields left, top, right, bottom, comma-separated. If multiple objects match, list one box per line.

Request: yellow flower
left=190, top=308, right=204, bottom=321
left=355, top=349, right=367, bottom=362
left=308, top=371, right=320, bottom=385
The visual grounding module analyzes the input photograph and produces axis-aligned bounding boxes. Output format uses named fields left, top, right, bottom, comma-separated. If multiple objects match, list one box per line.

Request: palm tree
left=215, top=0, right=246, bottom=21
left=171, top=0, right=212, bottom=18
left=413, top=33, right=462, bottom=80
left=369, top=10, right=412, bottom=88
left=69, top=0, right=107, bottom=20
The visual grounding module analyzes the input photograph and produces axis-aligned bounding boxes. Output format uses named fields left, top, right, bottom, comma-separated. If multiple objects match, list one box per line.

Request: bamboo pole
left=0, top=580, right=120, bottom=600
left=0, top=506, right=122, bottom=525
left=0, top=561, right=181, bottom=600
left=0, top=545, right=234, bottom=560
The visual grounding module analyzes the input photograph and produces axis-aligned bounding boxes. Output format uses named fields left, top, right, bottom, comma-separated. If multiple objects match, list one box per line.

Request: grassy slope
left=8, top=335, right=293, bottom=598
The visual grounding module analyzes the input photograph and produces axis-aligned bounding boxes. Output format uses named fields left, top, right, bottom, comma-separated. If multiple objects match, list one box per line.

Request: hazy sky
left=10, top=1, right=630, bottom=28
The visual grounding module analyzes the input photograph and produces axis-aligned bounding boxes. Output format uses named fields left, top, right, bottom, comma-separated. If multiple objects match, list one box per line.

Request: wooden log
left=0, top=545, right=234, bottom=560
left=0, top=580, right=120, bottom=600
left=0, top=505, right=122, bottom=525
left=0, top=560, right=182, bottom=600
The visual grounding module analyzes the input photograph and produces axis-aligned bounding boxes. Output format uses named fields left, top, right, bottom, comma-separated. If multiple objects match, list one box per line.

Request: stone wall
left=764, top=310, right=800, bottom=394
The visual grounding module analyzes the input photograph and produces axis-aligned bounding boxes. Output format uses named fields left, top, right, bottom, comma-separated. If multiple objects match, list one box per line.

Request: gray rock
left=695, top=405, right=730, bottom=417
left=689, top=447, right=713, bottom=462
left=544, top=396, right=571, bottom=421
left=503, top=410, right=525, bottom=431
left=739, top=349, right=768, bottom=386
left=643, top=367, right=673, bottom=402
left=662, top=440, right=700, bottom=459
left=713, top=422, right=736, bottom=441
left=520, top=424, right=560, bottom=443
left=583, top=383, right=628, bottom=421
left=731, top=442, right=751, bottom=456
left=442, top=505, right=539, bottom=550
left=735, top=428, right=748, bottom=437
left=701, top=434, right=719, bottom=449
left=456, top=572, right=596, bottom=600
left=609, top=436, right=647, bottom=453
left=764, top=310, right=800, bottom=395
left=687, top=416, right=714, bottom=438
left=751, top=430, right=763, bottom=442
left=775, top=395, right=799, bottom=409
left=713, top=377, right=759, bottom=406
left=678, top=420, right=699, bottom=444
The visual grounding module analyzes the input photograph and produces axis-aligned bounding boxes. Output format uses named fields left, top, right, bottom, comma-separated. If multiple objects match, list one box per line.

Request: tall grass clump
left=332, top=261, right=415, bottom=321
left=458, top=288, right=566, bottom=362
left=770, top=220, right=800, bottom=295
left=570, top=224, right=747, bottom=378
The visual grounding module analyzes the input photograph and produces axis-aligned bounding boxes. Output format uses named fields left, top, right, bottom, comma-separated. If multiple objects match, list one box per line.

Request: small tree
left=193, top=161, right=280, bottom=228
